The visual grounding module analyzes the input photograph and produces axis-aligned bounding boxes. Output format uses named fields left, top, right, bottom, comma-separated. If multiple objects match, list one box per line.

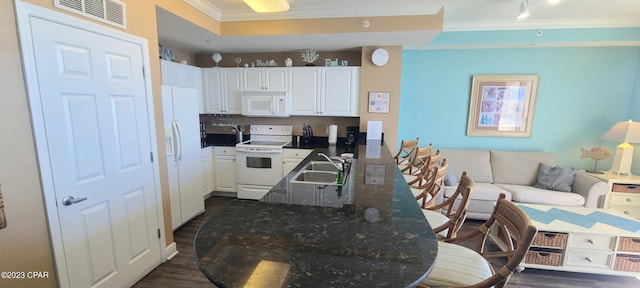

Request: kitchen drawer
left=568, top=233, right=615, bottom=251
left=214, top=146, right=236, bottom=156
left=608, top=205, right=640, bottom=218
left=565, top=249, right=613, bottom=269
left=609, top=193, right=640, bottom=206
left=612, top=183, right=640, bottom=193
left=283, top=148, right=312, bottom=159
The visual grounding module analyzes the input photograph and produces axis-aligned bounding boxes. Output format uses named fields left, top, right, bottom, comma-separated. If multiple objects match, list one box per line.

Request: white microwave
left=241, top=91, right=290, bottom=117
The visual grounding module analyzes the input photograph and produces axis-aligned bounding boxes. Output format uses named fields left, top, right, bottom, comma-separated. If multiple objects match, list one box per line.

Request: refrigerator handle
left=175, top=120, right=183, bottom=161
left=171, top=120, right=180, bottom=161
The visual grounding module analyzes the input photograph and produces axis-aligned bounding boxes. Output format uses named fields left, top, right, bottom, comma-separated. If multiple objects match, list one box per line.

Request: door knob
left=62, top=196, right=88, bottom=206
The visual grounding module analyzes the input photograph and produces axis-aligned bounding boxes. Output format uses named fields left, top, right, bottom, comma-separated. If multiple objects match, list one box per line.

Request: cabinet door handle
left=627, top=198, right=632, bottom=202
left=625, top=211, right=630, bottom=215
left=585, top=257, right=593, bottom=262
left=587, top=239, right=595, bottom=245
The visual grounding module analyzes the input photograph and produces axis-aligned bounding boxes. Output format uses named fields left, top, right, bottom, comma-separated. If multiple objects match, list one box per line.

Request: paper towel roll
left=328, top=124, right=338, bottom=145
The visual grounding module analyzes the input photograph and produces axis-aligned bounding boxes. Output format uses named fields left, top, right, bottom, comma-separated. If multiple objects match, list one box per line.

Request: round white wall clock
left=371, top=48, right=389, bottom=66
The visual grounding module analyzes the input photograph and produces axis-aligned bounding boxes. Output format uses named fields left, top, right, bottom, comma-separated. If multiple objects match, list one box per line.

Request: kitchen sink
left=302, top=161, right=340, bottom=172
left=292, top=170, right=338, bottom=183
left=289, top=160, right=350, bottom=186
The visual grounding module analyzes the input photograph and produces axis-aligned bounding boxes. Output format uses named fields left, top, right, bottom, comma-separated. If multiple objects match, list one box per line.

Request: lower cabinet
left=214, top=147, right=236, bottom=192
left=283, top=148, right=312, bottom=176
left=201, top=146, right=215, bottom=196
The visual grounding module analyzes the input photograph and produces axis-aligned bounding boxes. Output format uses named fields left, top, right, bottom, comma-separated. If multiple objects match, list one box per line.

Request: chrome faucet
left=318, top=153, right=344, bottom=171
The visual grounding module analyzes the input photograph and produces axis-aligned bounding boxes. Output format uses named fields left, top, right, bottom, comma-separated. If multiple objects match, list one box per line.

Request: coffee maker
left=345, top=126, right=359, bottom=147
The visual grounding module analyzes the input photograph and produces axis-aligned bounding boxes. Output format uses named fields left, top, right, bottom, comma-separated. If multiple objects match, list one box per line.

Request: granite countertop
left=194, top=141, right=437, bottom=288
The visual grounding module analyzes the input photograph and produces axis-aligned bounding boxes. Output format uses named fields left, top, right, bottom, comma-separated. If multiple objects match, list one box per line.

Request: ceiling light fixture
left=518, top=0, right=530, bottom=19
left=244, top=0, right=290, bottom=13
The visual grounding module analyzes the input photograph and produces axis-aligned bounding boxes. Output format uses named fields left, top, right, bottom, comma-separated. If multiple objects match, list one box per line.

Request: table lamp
left=602, top=119, right=640, bottom=175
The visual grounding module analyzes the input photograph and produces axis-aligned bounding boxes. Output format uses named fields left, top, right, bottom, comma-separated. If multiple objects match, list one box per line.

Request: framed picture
left=368, top=92, right=390, bottom=113
left=467, top=75, right=540, bottom=137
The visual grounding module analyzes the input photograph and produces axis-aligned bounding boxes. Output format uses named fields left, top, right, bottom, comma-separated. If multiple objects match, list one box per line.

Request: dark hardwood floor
left=133, top=196, right=640, bottom=287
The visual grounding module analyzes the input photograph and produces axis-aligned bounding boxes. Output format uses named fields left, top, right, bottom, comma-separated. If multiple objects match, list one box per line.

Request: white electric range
left=235, top=125, right=293, bottom=200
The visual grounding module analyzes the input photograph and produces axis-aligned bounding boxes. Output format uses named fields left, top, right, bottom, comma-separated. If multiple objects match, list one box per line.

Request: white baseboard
left=163, top=242, right=179, bottom=262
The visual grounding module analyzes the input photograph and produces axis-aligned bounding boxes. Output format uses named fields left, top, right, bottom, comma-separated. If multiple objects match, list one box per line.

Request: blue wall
left=399, top=46, right=640, bottom=172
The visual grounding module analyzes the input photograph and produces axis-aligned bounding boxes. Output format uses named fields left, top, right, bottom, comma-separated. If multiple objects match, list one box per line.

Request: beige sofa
left=439, top=149, right=608, bottom=220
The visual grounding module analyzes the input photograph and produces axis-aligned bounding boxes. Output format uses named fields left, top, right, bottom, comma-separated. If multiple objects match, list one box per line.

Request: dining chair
left=421, top=170, right=473, bottom=241
left=400, top=144, right=433, bottom=175
left=412, top=158, right=448, bottom=209
left=419, top=194, right=537, bottom=288
left=393, top=137, right=419, bottom=165
left=404, top=150, right=440, bottom=185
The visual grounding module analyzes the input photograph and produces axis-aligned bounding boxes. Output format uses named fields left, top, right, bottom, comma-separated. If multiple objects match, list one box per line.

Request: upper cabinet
left=289, top=67, right=360, bottom=117
left=161, top=59, right=203, bottom=112
left=202, top=68, right=242, bottom=114
left=200, top=66, right=359, bottom=116
left=243, top=68, right=288, bottom=91
left=160, top=59, right=201, bottom=89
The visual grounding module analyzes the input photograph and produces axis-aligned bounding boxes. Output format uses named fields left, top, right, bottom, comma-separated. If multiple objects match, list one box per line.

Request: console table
left=509, top=204, right=640, bottom=276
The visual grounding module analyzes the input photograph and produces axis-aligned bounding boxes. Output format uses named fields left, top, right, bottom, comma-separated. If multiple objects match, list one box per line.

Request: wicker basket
left=618, top=237, right=640, bottom=252
left=532, top=232, right=568, bottom=248
left=614, top=254, right=640, bottom=272
left=525, top=250, right=563, bottom=266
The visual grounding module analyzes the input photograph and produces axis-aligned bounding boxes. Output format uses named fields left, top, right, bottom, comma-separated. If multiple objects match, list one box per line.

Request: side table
left=588, top=171, right=640, bottom=219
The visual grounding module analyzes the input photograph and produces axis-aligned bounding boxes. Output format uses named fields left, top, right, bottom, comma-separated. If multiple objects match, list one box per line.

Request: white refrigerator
left=162, top=85, right=204, bottom=230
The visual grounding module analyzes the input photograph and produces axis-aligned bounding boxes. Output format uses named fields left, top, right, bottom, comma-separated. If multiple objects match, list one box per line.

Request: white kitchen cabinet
left=289, top=67, right=321, bottom=115
left=161, top=59, right=201, bottom=89
left=214, top=146, right=236, bottom=192
left=161, top=59, right=203, bottom=112
left=162, top=85, right=204, bottom=230
left=283, top=148, right=312, bottom=176
left=289, top=67, right=360, bottom=116
left=322, top=67, right=359, bottom=116
left=202, top=68, right=243, bottom=114
left=243, top=67, right=288, bottom=91
left=201, top=146, right=215, bottom=196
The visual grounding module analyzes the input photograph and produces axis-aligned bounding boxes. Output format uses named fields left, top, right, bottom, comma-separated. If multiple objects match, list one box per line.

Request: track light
left=518, top=0, right=530, bottom=19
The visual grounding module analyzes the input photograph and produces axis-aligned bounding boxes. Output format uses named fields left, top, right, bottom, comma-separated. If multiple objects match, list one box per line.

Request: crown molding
left=410, top=41, right=640, bottom=50
left=185, top=0, right=222, bottom=21
left=185, top=0, right=442, bottom=22
left=444, top=17, right=640, bottom=32
left=219, top=4, right=443, bottom=21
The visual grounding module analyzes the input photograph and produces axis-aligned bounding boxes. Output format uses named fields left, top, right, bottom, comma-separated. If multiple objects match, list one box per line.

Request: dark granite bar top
left=194, top=141, right=437, bottom=288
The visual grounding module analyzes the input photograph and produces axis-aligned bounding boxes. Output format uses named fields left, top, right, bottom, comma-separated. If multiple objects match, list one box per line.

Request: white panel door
left=29, top=17, right=160, bottom=288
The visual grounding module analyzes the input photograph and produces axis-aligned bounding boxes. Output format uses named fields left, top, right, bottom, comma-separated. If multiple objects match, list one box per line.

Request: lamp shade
left=602, top=120, right=640, bottom=143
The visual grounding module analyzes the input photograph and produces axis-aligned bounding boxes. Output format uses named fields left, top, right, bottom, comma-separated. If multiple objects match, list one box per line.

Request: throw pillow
left=534, top=163, right=576, bottom=192
left=444, top=169, right=459, bottom=186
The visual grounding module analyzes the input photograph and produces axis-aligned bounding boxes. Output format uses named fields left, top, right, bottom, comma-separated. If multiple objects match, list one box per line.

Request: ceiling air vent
left=55, top=0, right=126, bottom=29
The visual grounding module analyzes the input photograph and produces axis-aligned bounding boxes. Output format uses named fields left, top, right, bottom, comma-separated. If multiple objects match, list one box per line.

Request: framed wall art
left=368, top=92, right=390, bottom=113
left=467, top=75, right=540, bottom=137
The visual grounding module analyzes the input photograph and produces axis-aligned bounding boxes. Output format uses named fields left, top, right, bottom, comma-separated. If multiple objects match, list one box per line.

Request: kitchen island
left=194, top=140, right=438, bottom=287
